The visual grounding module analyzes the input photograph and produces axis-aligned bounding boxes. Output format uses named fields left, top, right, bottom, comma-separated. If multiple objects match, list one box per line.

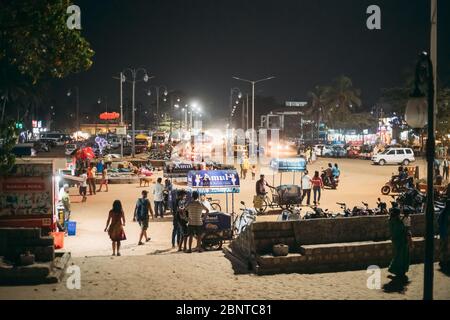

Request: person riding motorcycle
left=321, top=163, right=337, bottom=188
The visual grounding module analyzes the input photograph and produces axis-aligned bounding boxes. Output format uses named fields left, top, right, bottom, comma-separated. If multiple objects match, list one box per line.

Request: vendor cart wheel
left=202, top=234, right=223, bottom=251
left=256, top=199, right=268, bottom=214
left=381, top=185, right=391, bottom=195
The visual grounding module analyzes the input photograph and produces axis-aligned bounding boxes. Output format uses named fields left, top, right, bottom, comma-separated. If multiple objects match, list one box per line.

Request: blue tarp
left=187, top=170, right=240, bottom=194
left=269, top=157, right=307, bottom=172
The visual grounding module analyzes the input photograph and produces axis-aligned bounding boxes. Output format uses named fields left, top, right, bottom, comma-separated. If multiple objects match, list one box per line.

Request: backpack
left=135, top=198, right=149, bottom=220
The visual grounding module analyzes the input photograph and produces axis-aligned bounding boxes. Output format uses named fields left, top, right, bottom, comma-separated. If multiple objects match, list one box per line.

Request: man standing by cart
left=256, top=174, right=274, bottom=197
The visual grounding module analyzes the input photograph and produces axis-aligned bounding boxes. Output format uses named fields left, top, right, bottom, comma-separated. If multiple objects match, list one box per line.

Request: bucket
left=67, top=221, right=77, bottom=236
left=51, top=232, right=65, bottom=249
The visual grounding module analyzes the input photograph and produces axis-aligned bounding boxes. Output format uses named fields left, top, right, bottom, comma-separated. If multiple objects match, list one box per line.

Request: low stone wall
left=228, top=214, right=443, bottom=274
left=0, top=228, right=54, bottom=263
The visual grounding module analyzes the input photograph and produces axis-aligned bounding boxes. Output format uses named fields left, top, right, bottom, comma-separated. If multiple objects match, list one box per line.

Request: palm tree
left=307, top=86, right=331, bottom=141
left=325, top=75, right=362, bottom=122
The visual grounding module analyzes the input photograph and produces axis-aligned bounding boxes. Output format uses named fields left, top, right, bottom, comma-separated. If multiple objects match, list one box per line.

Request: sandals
left=138, top=242, right=144, bottom=245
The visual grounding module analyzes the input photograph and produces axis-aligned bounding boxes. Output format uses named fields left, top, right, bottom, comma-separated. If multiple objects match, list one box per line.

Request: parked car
left=39, top=132, right=66, bottom=146
left=322, top=145, right=347, bottom=158
left=347, top=146, right=361, bottom=159
left=371, top=147, right=415, bottom=166
left=313, top=144, right=326, bottom=156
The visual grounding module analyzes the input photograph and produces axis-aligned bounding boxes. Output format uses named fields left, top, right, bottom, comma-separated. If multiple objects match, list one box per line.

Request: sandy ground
left=1, top=157, right=449, bottom=300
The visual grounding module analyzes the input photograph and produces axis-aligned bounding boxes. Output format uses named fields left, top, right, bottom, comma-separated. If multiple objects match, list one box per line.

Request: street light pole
left=232, top=76, right=275, bottom=134
left=67, top=87, right=79, bottom=132
left=122, top=68, right=152, bottom=158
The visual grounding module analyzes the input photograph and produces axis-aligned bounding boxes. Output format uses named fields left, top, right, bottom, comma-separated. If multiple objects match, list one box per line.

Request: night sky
left=52, top=0, right=450, bottom=121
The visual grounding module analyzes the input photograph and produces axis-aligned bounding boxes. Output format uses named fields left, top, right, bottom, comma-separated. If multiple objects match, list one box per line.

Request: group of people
left=434, top=157, right=450, bottom=182
left=104, top=181, right=214, bottom=256
left=254, top=163, right=340, bottom=207
left=239, top=155, right=257, bottom=180
left=78, top=160, right=109, bottom=202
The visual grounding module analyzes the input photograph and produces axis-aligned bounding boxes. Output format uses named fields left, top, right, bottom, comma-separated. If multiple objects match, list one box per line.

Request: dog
left=139, top=176, right=153, bottom=187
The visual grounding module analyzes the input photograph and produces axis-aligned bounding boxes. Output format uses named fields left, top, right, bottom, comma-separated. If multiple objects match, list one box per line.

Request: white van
left=372, top=147, right=415, bottom=166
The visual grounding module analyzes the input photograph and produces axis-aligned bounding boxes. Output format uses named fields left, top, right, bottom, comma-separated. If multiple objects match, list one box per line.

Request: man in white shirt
left=301, top=170, right=312, bottom=205
left=153, top=177, right=165, bottom=218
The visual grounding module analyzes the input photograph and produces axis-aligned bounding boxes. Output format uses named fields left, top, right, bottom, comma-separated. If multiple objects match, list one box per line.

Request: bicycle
left=206, top=197, right=222, bottom=212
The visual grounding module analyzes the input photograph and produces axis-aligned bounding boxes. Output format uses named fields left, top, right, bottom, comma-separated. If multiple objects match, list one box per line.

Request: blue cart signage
left=187, top=170, right=240, bottom=194
left=270, top=157, right=307, bottom=172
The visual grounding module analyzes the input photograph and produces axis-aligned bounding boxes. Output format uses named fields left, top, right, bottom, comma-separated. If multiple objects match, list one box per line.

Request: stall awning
left=270, top=157, right=307, bottom=172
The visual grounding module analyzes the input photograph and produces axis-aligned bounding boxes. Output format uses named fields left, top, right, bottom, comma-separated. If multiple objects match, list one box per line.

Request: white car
left=372, top=148, right=415, bottom=166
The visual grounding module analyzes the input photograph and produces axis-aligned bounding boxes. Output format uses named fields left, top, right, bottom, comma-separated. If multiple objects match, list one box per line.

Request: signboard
left=116, top=126, right=127, bottom=136
left=164, top=162, right=195, bottom=178
left=270, top=158, right=307, bottom=172
left=0, top=160, right=55, bottom=230
left=285, top=101, right=307, bottom=107
left=187, top=170, right=240, bottom=194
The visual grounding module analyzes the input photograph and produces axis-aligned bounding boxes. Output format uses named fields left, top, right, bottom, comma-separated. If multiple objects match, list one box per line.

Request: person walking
left=79, top=169, right=88, bottom=202
left=311, top=171, right=324, bottom=205
left=438, top=199, right=450, bottom=271
left=97, top=168, right=109, bottom=192
left=443, top=158, right=449, bottom=181
left=87, top=164, right=96, bottom=195
left=242, top=155, right=250, bottom=179
left=153, top=177, right=165, bottom=218
left=104, top=200, right=126, bottom=256
left=301, top=170, right=312, bottom=205
left=251, top=165, right=257, bottom=180
left=388, top=207, right=411, bottom=280
left=133, top=190, right=154, bottom=245
left=332, top=163, right=340, bottom=180
left=185, top=191, right=209, bottom=253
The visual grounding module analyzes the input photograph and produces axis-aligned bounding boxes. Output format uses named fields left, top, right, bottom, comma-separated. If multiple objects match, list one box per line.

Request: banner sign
left=270, top=158, right=307, bottom=172
left=187, top=170, right=240, bottom=194
left=164, top=162, right=195, bottom=178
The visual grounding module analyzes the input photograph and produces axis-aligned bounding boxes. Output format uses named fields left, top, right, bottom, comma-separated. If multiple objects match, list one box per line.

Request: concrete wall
left=0, top=228, right=54, bottom=263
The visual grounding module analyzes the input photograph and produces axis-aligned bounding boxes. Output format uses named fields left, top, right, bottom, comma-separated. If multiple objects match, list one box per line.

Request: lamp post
left=67, top=87, right=79, bottom=132
left=228, top=88, right=242, bottom=128
left=404, top=51, right=435, bottom=300
left=122, top=68, right=153, bottom=157
left=147, top=85, right=168, bottom=130
left=232, top=76, right=275, bottom=134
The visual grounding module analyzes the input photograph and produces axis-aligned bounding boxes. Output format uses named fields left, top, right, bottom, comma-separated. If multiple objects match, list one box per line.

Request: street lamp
left=97, top=96, right=108, bottom=113
left=147, top=85, right=168, bottom=129
left=67, top=87, right=79, bottom=132
left=228, top=87, right=241, bottom=128
left=232, top=76, right=275, bottom=134
left=122, top=68, right=153, bottom=157
left=404, top=51, right=435, bottom=301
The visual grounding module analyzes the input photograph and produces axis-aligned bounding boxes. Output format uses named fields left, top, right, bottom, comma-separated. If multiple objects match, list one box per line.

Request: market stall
left=0, top=159, right=57, bottom=234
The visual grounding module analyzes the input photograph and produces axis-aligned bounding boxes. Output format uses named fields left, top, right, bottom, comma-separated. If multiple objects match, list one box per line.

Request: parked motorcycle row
left=277, top=186, right=447, bottom=222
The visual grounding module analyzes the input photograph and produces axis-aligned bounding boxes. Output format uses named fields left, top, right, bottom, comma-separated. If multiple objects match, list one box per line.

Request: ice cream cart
left=187, top=169, right=240, bottom=250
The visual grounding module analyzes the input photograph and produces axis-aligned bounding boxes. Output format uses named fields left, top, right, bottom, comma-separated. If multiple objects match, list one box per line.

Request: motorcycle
left=381, top=175, right=413, bottom=195
left=277, top=206, right=301, bottom=221
left=303, top=204, right=331, bottom=219
left=321, top=170, right=338, bottom=189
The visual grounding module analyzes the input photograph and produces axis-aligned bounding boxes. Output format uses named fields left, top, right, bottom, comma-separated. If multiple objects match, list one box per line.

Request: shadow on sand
left=383, top=275, right=411, bottom=294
